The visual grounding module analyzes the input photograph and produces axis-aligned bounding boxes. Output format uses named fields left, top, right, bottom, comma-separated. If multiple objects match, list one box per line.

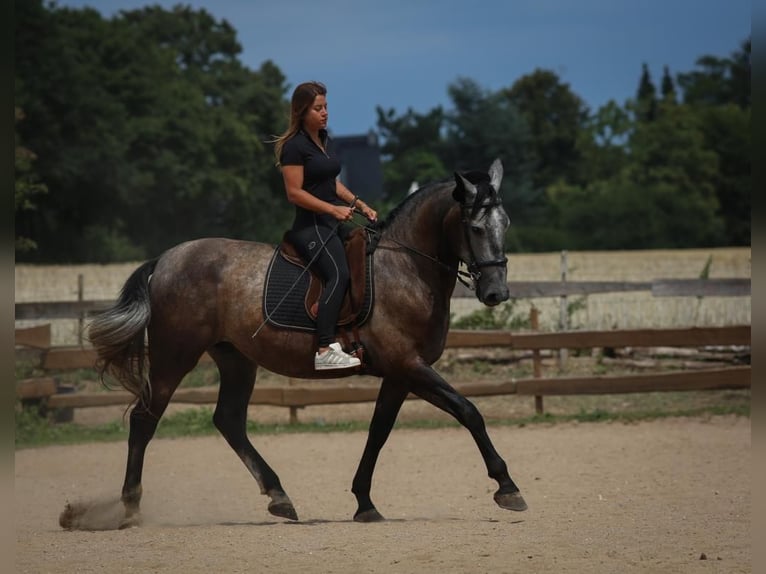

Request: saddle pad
left=262, top=246, right=374, bottom=332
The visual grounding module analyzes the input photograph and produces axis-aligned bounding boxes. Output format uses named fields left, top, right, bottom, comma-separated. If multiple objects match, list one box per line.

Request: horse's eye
left=471, top=225, right=484, bottom=234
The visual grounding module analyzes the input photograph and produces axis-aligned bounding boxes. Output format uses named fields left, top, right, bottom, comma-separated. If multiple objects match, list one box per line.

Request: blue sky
left=54, top=0, right=750, bottom=135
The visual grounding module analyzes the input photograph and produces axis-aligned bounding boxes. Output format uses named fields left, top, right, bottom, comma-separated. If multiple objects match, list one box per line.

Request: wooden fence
left=15, top=322, right=751, bottom=423
left=15, top=275, right=751, bottom=422
left=13, top=278, right=752, bottom=321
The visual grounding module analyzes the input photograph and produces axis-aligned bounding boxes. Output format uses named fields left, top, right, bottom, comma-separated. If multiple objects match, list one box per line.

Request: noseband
left=459, top=199, right=508, bottom=288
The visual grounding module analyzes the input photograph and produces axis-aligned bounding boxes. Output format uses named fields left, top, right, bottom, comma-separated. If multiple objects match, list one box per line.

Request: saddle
left=262, top=227, right=375, bottom=334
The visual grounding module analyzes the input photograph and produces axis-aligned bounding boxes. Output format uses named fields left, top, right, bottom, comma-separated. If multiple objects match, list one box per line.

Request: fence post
left=77, top=274, right=85, bottom=347
left=287, top=377, right=301, bottom=424
left=558, top=250, right=569, bottom=370
left=530, top=306, right=544, bottom=415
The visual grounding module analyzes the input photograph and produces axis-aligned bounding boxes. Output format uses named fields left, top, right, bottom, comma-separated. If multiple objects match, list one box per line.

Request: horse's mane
left=377, top=170, right=494, bottom=233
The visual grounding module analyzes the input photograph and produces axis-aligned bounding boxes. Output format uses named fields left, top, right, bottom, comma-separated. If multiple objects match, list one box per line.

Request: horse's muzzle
left=479, top=281, right=510, bottom=307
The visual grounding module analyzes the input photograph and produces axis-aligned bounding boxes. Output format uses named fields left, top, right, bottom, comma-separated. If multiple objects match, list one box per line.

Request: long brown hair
left=272, top=81, right=327, bottom=167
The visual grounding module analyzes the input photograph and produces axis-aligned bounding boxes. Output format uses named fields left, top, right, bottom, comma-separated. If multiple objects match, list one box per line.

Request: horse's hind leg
left=208, top=342, right=298, bottom=521
left=408, top=362, right=528, bottom=512
left=351, top=377, right=409, bottom=522
left=121, top=357, right=195, bottom=526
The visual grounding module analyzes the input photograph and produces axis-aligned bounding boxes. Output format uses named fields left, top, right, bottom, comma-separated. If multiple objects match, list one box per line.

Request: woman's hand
left=359, top=204, right=377, bottom=222
left=330, top=205, right=355, bottom=221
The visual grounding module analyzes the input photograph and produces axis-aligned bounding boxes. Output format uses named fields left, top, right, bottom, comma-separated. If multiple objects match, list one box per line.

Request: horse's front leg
left=408, top=361, right=528, bottom=512
left=209, top=344, right=297, bottom=521
left=351, top=376, right=409, bottom=522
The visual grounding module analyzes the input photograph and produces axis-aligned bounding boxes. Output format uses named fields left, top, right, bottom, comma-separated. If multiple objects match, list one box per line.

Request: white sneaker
left=314, top=342, right=361, bottom=370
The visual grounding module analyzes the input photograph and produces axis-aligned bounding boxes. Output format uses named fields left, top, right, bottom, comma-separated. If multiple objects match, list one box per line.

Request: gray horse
left=76, top=158, right=527, bottom=527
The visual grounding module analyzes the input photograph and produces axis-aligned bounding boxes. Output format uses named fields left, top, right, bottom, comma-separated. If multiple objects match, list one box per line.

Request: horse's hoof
left=118, top=513, right=142, bottom=529
left=494, top=490, right=528, bottom=511
left=354, top=508, right=385, bottom=523
left=59, top=502, right=80, bottom=530
left=268, top=501, right=299, bottom=521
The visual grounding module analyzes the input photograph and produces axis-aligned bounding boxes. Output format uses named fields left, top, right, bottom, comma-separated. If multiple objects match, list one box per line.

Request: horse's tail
left=88, top=258, right=158, bottom=404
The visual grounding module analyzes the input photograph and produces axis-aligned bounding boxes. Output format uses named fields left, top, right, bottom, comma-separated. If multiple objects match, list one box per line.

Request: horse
left=76, top=158, right=527, bottom=527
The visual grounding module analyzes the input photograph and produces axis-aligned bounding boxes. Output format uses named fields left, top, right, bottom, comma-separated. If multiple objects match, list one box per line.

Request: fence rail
left=15, top=270, right=751, bottom=423
left=14, top=278, right=751, bottom=322
left=451, top=278, right=750, bottom=298
left=15, top=322, right=751, bottom=422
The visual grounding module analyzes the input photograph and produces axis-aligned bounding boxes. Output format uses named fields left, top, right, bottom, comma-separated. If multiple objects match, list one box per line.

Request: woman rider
left=273, top=81, right=378, bottom=370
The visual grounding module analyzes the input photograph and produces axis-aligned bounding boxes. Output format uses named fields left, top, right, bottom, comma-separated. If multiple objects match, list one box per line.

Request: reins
left=350, top=218, right=476, bottom=288
left=255, top=192, right=507, bottom=339
left=350, top=197, right=508, bottom=292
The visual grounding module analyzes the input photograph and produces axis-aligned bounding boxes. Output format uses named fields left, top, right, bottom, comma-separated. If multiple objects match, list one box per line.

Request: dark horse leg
left=408, top=361, right=527, bottom=512
left=351, top=362, right=527, bottom=521
left=351, top=377, right=409, bottom=522
left=208, top=343, right=298, bottom=521
left=120, top=353, right=199, bottom=526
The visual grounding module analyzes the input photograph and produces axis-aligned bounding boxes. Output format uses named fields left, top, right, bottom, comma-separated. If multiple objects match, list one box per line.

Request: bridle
left=458, top=198, right=509, bottom=289
left=351, top=197, right=508, bottom=292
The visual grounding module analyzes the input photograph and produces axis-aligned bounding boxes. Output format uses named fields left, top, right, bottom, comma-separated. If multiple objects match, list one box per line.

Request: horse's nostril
left=484, top=288, right=510, bottom=306
left=484, top=292, right=500, bottom=306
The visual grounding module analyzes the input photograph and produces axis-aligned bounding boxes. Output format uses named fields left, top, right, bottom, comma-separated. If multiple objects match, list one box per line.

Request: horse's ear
left=489, top=158, right=503, bottom=193
left=453, top=172, right=478, bottom=204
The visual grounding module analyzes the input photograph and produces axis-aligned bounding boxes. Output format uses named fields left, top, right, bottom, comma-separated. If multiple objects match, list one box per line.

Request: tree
left=14, top=108, right=47, bottom=253
left=661, top=65, right=677, bottom=103
left=678, top=38, right=751, bottom=108
left=635, top=63, right=658, bottom=122
left=626, top=101, right=724, bottom=246
left=504, top=69, right=588, bottom=190
left=694, top=104, right=750, bottom=245
left=443, top=78, right=537, bottom=243
left=375, top=105, right=447, bottom=203
left=15, top=0, right=140, bottom=261
left=676, top=37, right=750, bottom=245
left=576, top=100, right=631, bottom=184
left=15, top=0, right=292, bottom=261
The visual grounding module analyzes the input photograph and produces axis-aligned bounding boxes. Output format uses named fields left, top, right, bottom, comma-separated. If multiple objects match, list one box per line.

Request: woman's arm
left=336, top=179, right=377, bottom=222
left=282, top=165, right=354, bottom=221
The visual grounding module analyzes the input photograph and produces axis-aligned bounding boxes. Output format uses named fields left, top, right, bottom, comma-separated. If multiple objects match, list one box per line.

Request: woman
left=273, top=81, right=378, bottom=370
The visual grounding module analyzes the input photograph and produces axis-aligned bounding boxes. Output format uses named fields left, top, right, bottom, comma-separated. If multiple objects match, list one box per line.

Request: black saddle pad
left=262, top=247, right=374, bottom=332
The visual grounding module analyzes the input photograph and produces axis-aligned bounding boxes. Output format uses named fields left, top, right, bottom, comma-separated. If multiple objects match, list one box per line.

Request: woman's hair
left=272, top=81, right=327, bottom=166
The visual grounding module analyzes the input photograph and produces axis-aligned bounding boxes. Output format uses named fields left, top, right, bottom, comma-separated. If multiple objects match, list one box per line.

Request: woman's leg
left=288, top=222, right=350, bottom=348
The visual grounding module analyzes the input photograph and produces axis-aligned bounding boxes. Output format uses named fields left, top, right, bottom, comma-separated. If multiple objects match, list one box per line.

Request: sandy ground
left=15, top=415, right=750, bottom=573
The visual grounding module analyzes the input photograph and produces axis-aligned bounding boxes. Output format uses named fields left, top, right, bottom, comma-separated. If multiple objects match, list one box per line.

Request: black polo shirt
left=281, top=129, right=342, bottom=228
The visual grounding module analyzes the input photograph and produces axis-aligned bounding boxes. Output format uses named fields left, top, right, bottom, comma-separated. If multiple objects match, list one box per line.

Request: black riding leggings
left=288, top=218, right=350, bottom=348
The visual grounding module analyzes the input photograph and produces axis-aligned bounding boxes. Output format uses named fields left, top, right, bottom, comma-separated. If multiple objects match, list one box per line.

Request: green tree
left=15, top=108, right=48, bottom=253
left=15, top=0, right=291, bottom=262
left=444, top=78, right=535, bottom=226
left=661, top=65, right=677, bottom=103
left=694, top=104, right=750, bottom=245
left=576, top=100, right=631, bottom=184
left=375, top=105, right=447, bottom=203
left=15, top=1, right=139, bottom=261
left=504, top=69, right=588, bottom=190
left=678, top=38, right=750, bottom=108
left=628, top=101, right=723, bottom=246
left=676, top=38, right=750, bottom=245
left=635, top=63, right=658, bottom=122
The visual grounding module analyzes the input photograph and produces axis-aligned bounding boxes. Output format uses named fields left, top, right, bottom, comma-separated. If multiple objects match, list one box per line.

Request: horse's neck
left=384, top=186, right=461, bottom=268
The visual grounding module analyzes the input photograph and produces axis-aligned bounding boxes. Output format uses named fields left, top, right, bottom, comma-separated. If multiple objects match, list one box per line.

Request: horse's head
left=452, top=158, right=510, bottom=306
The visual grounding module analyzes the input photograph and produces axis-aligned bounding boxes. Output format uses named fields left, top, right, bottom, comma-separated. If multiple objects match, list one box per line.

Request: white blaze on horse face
left=473, top=194, right=510, bottom=263
left=455, top=172, right=509, bottom=265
